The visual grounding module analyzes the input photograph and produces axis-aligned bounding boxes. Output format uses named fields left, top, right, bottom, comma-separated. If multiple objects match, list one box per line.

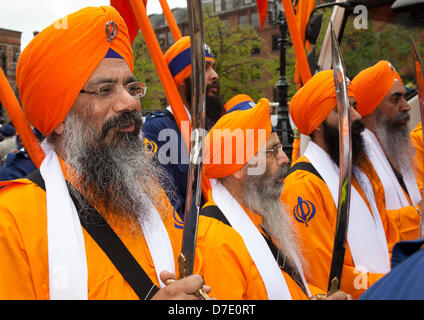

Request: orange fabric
left=411, top=122, right=423, bottom=195
left=164, top=36, right=215, bottom=87
left=293, top=0, right=315, bottom=87
left=203, top=98, right=272, bottom=179
left=281, top=0, right=312, bottom=86
left=289, top=70, right=355, bottom=136
left=351, top=60, right=403, bottom=117
left=110, top=0, right=147, bottom=43
left=281, top=155, right=416, bottom=299
left=16, top=6, right=133, bottom=137
left=256, top=0, right=269, bottom=31
left=0, top=173, right=182, bottom=299
left=0, top=68, right=44, bottom=168
left=223, top=94, right=255, bottom=113
left=193, top=201, right=322, bottom=299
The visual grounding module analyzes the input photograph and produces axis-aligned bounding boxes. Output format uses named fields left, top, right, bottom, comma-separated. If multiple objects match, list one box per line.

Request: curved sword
left=177, top=0, right=209, bottom=299
left=411, top=38, right=424, bottom=238
left=327, top=21, right=353, bottom=294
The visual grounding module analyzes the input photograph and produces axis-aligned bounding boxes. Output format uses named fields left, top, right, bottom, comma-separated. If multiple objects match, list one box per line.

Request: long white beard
left=50, top=111, right=176, bottom=234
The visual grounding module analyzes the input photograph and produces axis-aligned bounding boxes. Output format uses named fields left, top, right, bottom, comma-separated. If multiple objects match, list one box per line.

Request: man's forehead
left=388, top=80, right=406, bottom=96
left=86, top=58, right=133, bottom=84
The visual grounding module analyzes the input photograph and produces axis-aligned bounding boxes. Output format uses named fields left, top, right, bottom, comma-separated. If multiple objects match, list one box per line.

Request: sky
left=0, top=0, right=188, bottom=51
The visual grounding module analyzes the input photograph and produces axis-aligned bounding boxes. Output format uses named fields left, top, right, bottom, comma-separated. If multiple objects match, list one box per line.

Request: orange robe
left=193, top=199, right=323, bottom=300
left=281, top=155, right=411, bottom=299
left=0, top=174, right=182, bottom=299
left=410, top=122, right=423, bottom=195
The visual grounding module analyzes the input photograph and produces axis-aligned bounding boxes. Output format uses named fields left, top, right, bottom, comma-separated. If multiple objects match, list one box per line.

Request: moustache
left=99, top=111, right=142, bottom=141
left=274, top=163, right=291, bottom=182
left=351, top=120, right=365, bottom=136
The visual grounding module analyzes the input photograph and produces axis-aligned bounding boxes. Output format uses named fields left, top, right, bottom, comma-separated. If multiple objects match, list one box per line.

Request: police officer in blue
left=142, top=36, right=223, bottom=221
left=0, top=128, right=43, bottom=182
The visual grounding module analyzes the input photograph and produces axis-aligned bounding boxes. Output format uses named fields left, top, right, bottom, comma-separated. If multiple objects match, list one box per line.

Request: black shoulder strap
left=199, top=205, right=231, bottom=227
left=200, top=204, right=308, bottom=295
left=26, top=170, right=159, bottom=300
left=287, top=161, right=324, bottom=182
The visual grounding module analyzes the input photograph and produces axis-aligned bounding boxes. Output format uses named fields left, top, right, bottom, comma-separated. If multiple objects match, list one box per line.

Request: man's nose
left=112, top=86, right=141, bottom=113
left=350, top=106, right=362, bottom=122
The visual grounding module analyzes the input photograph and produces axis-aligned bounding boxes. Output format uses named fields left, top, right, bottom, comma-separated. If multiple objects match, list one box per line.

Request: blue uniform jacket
left=0, top=149, right=37, bottom=182
left=359, top=238, right=424, bottom=300
left=142, top=110, right=189, bottom=222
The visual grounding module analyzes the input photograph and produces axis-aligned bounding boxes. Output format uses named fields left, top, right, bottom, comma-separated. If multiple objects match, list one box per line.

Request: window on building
left=0, top=47, right=6, bottom=73
left=251, top=12, right=260, bottom=29
left=223, top=0, right=233, bottom=11
left=167, top=32, right=174, bottom=46
left=158, top=33, right=165, bottom=48
left=239, top=14, right=248, bottom=25
left=244, top=0, right=253, bottom=4
left=214, top=0, right=222, bottom=12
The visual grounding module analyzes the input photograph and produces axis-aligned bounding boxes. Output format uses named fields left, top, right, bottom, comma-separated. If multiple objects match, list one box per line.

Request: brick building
left=0, top=27, right=21, bottom=122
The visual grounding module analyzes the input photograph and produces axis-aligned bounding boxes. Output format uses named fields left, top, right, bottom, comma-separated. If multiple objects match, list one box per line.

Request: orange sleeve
left=386, top=206, right=420, bottom=241
left=281, top=164, right=385, bottom=300
left=0, top=180, right=49, bottom=299
left=410, top=123, right=423, bottom=194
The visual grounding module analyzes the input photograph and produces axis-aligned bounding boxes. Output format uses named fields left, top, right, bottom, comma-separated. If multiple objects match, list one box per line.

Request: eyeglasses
left=80, top=81, right=147, bottom=99
left=265, top=143, right=283, bottom=159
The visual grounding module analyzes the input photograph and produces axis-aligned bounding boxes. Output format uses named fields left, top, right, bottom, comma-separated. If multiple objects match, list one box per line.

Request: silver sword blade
left=327, top=21, right=353, bottom=294
left=411, top=38, right=424, bottom=238
left=179, top=0, right=207, bottom=280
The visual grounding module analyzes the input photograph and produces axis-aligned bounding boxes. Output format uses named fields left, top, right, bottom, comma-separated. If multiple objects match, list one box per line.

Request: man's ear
left=233, top=164, right=247, bottom=180
left=53, top=123, right=65, bottom=136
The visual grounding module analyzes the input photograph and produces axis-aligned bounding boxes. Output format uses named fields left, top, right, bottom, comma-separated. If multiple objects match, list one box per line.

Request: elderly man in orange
left=351, top=61, right=422, bottom=240
left=281, top=70, right=414, bottom=299
left=192, top=94, right=350, bottom=300
left=0, top=6, right=211, bottom=300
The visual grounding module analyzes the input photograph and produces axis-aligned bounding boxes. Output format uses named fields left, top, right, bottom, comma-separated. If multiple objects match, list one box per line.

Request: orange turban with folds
left=165, top=36, right=215, bottom=87
left=203, top=98, right=272, bottom=179
left=290, top=70, right=355, bottom=136
left=351, top=60, right=403, bottom=117
left=16, top=6, right=133, bottom=136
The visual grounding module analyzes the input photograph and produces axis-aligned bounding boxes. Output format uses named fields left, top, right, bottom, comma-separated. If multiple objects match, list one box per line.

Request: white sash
left=210, top=179, right=310, bottom=299
left=303, top=142, right=390, bottom=273
left=40, top=141, right=174, bottom=299
left=362, top=128, right=421, bottom=208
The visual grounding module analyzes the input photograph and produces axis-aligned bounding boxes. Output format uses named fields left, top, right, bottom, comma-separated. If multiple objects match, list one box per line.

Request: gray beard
left=51, top=111, right=175, bottom=234
left=372, top=109, right=414, bottom=173
left=241, top=164, right=306, bottom=278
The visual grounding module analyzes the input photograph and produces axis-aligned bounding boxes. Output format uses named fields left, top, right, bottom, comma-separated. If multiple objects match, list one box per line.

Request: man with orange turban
left=282, top=70, right=416, bottom=299
left=142, top=36, right=223, bottom=220
left=351, top=60, right=422, bottom=240
left=0, top=6, right=211, bottom=300
left=192, top=94, right=350, bottom=300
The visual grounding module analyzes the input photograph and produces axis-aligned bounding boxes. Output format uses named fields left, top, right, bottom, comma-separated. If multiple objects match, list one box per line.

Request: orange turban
left=16, top=6, right=133, bottom=136
left=223, top=94, right=255, bottom=113
left=203, top=98, right=272, bottom=179
left=290, top=70, right=355, bottom=136
left=351, top=60, right=403, bottom=117
left=165, top=36, right=215, bottom=87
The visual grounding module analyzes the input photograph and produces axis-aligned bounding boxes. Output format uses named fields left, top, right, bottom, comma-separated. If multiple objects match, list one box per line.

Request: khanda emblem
left=293, top=196, right=316, bottom=227
left=105, top=20, right=118, bottom=42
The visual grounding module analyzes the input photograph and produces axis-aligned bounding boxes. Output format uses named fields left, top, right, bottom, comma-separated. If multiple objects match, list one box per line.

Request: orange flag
left=256, top=0, right=269, bottom=31
left=110, top=0, right=145, bottom=43
left=294, top=0, right=316, bottom=88
left=0, top=69, right=45, bottom=167
left=111, top=0, right=182, bottom=44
